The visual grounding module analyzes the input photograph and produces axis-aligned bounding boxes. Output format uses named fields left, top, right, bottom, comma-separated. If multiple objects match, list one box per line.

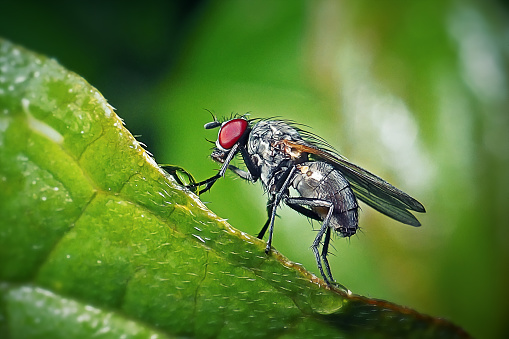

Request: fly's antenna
left=203, top=109, right=221, bottom=129
left=204, top=108, right=218, bottom=121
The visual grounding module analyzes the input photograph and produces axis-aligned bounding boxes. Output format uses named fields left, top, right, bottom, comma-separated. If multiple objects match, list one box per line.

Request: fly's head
left=204, top=117, right=250, bottom=153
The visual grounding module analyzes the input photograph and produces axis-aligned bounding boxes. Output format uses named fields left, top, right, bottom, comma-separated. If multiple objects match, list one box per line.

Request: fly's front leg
left=190, top=175, right=220, bottom=194
left=239, top=143, right=260, bottom=181
left=188, top=143, right=240, bottom=194
left=227, top=165, right=256, bottom=182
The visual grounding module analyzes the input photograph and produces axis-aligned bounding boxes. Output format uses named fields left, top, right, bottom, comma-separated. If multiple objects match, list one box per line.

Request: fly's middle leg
left=262, top=166, right=297, bottom=254
left=257, top=194, right=275, bottom=239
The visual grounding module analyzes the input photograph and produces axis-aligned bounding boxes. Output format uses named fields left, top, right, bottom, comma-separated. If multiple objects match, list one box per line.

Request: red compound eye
left=217, top=118, right=248, bottom=150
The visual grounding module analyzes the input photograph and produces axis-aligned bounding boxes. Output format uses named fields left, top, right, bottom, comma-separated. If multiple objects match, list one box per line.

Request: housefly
left=189, top=115, right=425, bottom=286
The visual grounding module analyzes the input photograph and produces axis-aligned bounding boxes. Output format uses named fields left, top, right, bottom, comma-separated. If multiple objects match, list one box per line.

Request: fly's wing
left=282, top=140, right=425, bottom=226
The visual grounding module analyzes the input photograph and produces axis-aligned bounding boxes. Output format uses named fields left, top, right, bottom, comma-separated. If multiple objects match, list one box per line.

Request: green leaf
left=0, top=39, right=469, bottom=338
left=2, top=285, right=173, bottom=339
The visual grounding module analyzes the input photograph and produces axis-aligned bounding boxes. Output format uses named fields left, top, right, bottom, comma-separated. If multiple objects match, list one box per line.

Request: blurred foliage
left=1, top=0, right=508, bottom=338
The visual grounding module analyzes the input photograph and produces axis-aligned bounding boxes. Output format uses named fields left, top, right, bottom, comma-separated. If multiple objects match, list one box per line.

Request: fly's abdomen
left=293, top=162, right=359, bottom=237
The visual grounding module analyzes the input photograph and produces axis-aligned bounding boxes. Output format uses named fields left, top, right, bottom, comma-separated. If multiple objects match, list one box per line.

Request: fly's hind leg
left=321, top=224, right=348, bottom=291
left=321, top=226, right=334, bottom=283
left=285, top=197, right=335, bottom=286
left=287, top=201, right=335, bottom=281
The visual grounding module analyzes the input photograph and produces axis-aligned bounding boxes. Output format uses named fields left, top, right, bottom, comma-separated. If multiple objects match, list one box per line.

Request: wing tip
left=400, top=213, right=422, bottom=227
left=410, top=219, right=422, bottom=227
left=408, top=199, right=426, bottom=213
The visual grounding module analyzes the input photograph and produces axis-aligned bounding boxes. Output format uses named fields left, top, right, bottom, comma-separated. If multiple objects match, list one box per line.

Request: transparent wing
left=282, top=140, right=425, bottom=226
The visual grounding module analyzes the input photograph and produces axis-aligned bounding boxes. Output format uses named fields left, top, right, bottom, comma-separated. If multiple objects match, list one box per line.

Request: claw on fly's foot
left=329, top=281, right=350, bottom=294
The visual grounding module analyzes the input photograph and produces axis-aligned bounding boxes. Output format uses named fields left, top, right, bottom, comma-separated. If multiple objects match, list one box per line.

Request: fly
left=189, top=115, right=425, bottom=286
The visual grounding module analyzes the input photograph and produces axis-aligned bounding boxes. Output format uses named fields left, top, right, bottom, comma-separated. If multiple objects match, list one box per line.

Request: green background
left=1, top=1, right=508, bottom=338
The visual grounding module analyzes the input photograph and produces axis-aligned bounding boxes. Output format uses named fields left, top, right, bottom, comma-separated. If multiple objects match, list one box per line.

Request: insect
left=189, top=115, right=425, bottom=286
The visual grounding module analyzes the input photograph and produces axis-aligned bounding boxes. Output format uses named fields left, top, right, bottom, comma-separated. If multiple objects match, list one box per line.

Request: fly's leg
left=226, top=165, right=255, bottom=182
left=263, top=166, right=297, bottom=254
left=257, top=194, right=275, bottom=239
left=190, top=142, right=260, bottom=194
left=285, top=197, right=336, bottom=286
left=311, top=200, right=332, bottom=285
left=239, top=143, right=260, bottom=181
left=188, top=143, right=240, bottom=194
left=321, top=227, right=334, bottom=282
left=287, top=202, right=321, bottom=221
left=319, top=227, right=348, bottom=291
left=190, top=174, right=220, bottom=194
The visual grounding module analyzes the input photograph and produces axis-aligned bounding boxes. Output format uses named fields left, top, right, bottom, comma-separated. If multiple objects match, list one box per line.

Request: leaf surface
left=0, top=39, right=469, bottom=339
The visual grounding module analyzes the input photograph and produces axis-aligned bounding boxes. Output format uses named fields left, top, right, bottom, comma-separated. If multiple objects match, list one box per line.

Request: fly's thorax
left=248, top=120, right=304, bottom=189
left=248, top=120, right=303, bottom=158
